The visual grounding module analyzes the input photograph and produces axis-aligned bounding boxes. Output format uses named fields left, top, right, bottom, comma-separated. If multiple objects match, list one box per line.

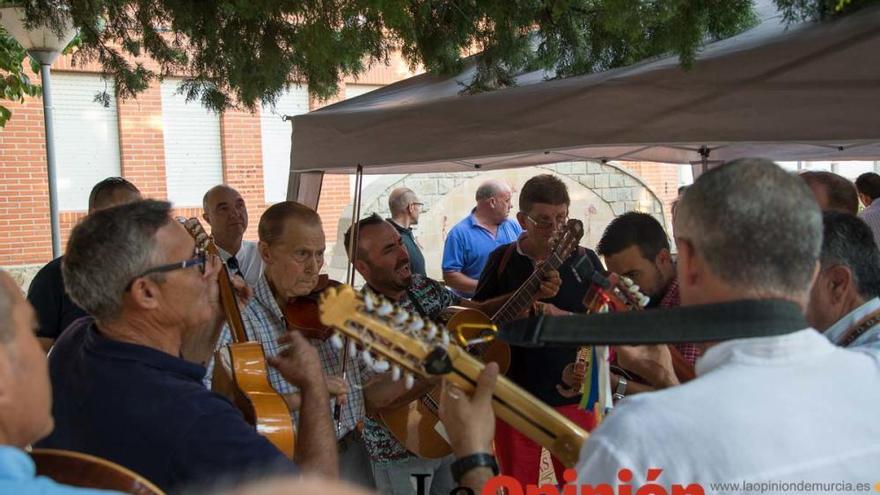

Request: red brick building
left=0, top=50, right=680, bottom=284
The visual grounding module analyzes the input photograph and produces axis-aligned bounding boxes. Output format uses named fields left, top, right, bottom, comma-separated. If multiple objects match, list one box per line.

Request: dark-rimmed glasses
left=524, top=213, right=567, bottom=230
left=125, top=248, right=207, bottom=290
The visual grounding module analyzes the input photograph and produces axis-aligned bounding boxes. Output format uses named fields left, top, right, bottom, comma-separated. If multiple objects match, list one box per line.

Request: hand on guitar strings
left=268, top=331, right=328, bottom=393
left=325, top=375, right=349, bottom=407
left=535, top=269, right=562, bottom=301
left=438, top=362, right=499, bottom=458
left=227, top=271, right=254, bottom=311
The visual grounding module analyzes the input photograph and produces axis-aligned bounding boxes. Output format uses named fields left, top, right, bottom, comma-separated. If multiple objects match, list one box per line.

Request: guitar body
left=212, top=343, right=296, bottom=458
left=443, top=307, right=511, bottom=373
left=377, top=385, right=453, bottom=459
left=31, top=448, right=164, bottom=495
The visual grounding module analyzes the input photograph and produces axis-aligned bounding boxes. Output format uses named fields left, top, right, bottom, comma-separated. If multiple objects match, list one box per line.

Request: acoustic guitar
left=377, top=219, right=585, bottom=458
left=180, top=218, right=295, bottom=458
left=445, top=218, right=586, bottom=371
left=30, top=448, right=164, bottom=495
left=319, top=285, right=590, bottom=468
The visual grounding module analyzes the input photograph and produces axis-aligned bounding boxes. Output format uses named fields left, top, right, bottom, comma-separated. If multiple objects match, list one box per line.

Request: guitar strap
left=500, top=299, right=807, bottom=346
left=838, top=307, right=880, bottom=347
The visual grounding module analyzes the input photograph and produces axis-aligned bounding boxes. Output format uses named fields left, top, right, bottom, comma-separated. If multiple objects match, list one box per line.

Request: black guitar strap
left=500, top=299, right=808, bottom=347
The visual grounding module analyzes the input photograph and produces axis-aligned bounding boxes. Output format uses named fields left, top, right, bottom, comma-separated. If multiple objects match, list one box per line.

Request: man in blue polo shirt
left=37, top=200, right=337, bottom=493
left=442, top=180, right=522, bottom=298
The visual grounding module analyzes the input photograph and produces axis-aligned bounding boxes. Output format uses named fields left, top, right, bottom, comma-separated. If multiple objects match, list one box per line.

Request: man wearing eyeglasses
left=472, top=174, right=601, bottom=485
left=442, top=179, right=522, bottom=298
left=37, top=200, right=336, bottom=492
left=27, top=177, right=141, bottom=352
left=387, top=187, right=427, bottom=277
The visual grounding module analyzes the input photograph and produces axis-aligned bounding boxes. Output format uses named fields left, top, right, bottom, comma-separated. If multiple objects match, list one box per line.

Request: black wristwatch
left=450, top=453, right=499, bottom=483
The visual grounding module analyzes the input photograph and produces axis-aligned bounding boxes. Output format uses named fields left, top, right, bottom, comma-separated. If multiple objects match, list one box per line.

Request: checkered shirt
left=205, top=274, right=367, bottom=439
left=659, top=278, right=702, bottom=365
left=361, top=274, right=460, bottom=463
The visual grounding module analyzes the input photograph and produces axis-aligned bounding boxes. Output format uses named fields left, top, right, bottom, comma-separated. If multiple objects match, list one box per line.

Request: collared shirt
left=218, top=240, right=264, bottom=288
left=387, top=219, right=426, bottom=277
left=26, top=256, right=88, bottom=340
left=38, top=319, right=295, bottom=493
left=859, top=200, right=880, bottom=248
left=576, top=329, right=880, bottom=486
left=442, top=214, right=522, bottom=298
left=658, top=278, right=702, bottom=365
left=823, top=296, right=880, bottom=350
left=361, top=274, right=459, bottom=463
left=207, top=273, right=367, bottom=439
left=0, top=446, right=120, bottom=495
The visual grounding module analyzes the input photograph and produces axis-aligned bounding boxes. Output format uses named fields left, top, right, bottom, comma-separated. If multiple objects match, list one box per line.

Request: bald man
left=442, top=180, right=522, bottom=298
left=387, top=187, right=426, bottom=277
left=203, top=185, right=263, bottom=286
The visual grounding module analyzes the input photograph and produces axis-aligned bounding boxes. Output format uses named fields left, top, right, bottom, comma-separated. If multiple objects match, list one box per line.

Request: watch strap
left=450, top=453, right=499, bottom=483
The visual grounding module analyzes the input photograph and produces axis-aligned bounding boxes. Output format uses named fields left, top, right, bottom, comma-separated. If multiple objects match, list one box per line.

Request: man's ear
left=354, top=259, right=370, bottom=279
left=825, top=264, right=854, bottom=304
left=516, top=211, right=528, bottom=230
left=258, top=241, right=272, bottom=264
left=202, top=211, right=211, bottom=224
left=127, top=279, right=162, bottom=311
left=674, top=239, right=698, bottom=287
left=656, top=247, right=674, bottom=270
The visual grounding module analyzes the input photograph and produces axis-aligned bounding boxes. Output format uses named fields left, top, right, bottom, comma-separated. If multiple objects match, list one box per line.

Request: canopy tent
left=288, top=2, right=880, bottom=202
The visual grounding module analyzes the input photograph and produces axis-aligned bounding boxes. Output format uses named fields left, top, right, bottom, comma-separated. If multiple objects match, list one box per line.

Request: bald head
left=88, top=177, right=141, bottom=214
left=202, top=185, right=249, bottom=253
left=389, top=188, right=418, bottom=215
left=474, top=179, right=513, bottom=224
left=475, top=179, right=509, bottom=202
left=258, top=201, right=322, bottom=247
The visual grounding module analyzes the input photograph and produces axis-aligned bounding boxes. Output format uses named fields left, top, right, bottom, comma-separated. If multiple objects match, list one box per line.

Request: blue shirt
left=37, top=319, right=296, bottom=493
left=0, top=446, right=119, bottom=495
left=441, top=214, right=522, bottom=298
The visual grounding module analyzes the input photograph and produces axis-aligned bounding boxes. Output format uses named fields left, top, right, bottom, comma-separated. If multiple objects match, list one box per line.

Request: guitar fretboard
left=491, top=250, right=567, bottom=324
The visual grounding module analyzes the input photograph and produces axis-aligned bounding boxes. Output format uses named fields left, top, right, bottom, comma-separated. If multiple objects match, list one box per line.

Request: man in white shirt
left=855, top=172, right=880, bottom=247
left=438, top=159, right=880, bottom=494
left=806, top=211, right=880, bottom=350
left=203, top=185, right=263, bottom=286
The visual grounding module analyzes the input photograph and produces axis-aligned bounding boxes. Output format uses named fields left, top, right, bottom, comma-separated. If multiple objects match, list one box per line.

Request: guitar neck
left=491, top=251, right=566, bottom=324
left=217, top=260, right=249, bottom=343
left=444, top=345, right=589, bottom=467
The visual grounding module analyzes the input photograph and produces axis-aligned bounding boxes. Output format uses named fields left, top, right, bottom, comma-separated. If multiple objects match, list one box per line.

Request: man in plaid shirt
left=596, top=212, right=702, bottom=393
left=344, top=213, right=561, bottom=495
left=207, top=201, right=375, bottom=488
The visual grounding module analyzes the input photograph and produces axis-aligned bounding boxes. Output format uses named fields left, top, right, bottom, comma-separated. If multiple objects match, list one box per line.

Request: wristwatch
left=613, top=376, right=628, bottom=401
left=450, top=453, right=499, bottom=483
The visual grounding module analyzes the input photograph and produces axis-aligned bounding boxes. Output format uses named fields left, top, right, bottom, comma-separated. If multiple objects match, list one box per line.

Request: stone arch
left=326, top=162, right=665, bottom=281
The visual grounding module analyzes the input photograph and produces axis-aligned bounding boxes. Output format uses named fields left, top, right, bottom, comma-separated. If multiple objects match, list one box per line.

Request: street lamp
left=0, top=6, right=77, bottom=258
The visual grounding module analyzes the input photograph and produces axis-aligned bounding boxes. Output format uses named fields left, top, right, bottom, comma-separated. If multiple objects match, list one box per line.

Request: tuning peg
left=441, top=330, right=450, bottom=346
left=629, top=284, right=641, bottom=293
left=621, top=277, right=634, bottom=287
left=639, top=295, right=651, bottom=307
left=373, top=359, right=390, bottom=373
left=362, top=350, right=375, bottom=368
left=377, top=300, right=394, bottom=317
left=426, top=323, right=437, bottom=340
left=393, top=310, right=409, bottom=325
left=391, top=365, right=401, bottom=381
left=329, top=334, right=343, bottom=350
left=404, top=373, right=414, bottom=390
left=408, top=317, right=425, bottom=332
left=363, top=294, right=375, bottom=312
left=347, top=340, right=357, bottom=358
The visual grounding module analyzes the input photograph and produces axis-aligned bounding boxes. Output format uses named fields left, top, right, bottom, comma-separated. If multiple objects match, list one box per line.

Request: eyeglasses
left=524, top=213, right=567, bottom=230
left=126, top=248, right=207, bottom=290
left=410, top=202, right=424, bottom=208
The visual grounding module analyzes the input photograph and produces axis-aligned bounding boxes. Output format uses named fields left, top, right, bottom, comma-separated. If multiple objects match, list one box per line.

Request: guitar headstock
left=319, top=285, right=454, bottom=388
left=584, top=272, right=650, bottom=313
left=178, top=216, right=221, bottom=257
left=548, top=219, right=585, bottom=261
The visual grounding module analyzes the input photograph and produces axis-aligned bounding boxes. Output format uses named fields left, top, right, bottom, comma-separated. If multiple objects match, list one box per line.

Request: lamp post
left=0, top=6, right=77, bottom=258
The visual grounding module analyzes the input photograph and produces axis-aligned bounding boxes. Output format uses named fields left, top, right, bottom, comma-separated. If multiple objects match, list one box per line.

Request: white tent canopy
left=289, top=2, right=880, bottom=189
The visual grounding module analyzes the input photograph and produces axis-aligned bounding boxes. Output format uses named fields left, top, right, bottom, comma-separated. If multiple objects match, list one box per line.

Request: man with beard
left=208, top=201, right=372, bottom=487
left=203, top=185, right=263, bottom=287
left=344, top=213, right=560, bottom=495
left=472, top=174, right=601, bottom=485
